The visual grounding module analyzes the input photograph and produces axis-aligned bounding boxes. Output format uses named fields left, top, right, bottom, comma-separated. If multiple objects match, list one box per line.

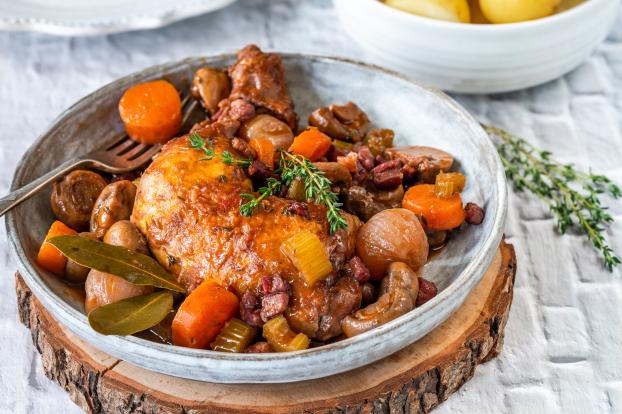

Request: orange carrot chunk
left=402, top=184, right=465, bottom=231
left=171, top=280, right=239, bottom=349
left=249, top=137, right=275, bottom=169
left=118, top=80, right=182, bottom=145
left=37, top=220, right=77, bottom=275
left=288, top=127, right=332, bottom=161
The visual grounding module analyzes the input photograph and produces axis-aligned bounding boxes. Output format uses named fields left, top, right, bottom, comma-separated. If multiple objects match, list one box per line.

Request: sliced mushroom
left=329, top=102, right=369, bottom=141
left=308, top=107, right=351, bottom=141
left=385, top=146, right=454, bottom=184
left=190, top=67, right=231, bottom=115
left=51, top=170, right=108, bottom=230
left=382, top=262, right=420, bottom=302
left=90, top=180, right=137, bottom=238
left=341, top=262, right=419, bottom=338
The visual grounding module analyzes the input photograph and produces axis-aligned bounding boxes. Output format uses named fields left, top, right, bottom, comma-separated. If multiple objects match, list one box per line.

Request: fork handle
left=0, top=158, right=88, bottom=217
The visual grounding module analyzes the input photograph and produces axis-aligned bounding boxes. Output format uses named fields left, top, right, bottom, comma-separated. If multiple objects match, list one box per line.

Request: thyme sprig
left=189, top=132, right=346, bottom=234
left=189, top=133, right=215, bottom=160
left=239, top=151, right=347, bottom=234
left=239, top=178, right=282, bottom=216
left=483, top=124, right=621, bottom=271
left=221, top=150, right=252, bottom=167
left=280, top=151, right=347, bottom=234
left=189, top=133, right=252, bottom=167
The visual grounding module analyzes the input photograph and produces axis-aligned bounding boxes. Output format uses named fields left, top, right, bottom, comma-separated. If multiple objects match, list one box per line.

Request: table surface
left=0, top=1, right=621, bottom=413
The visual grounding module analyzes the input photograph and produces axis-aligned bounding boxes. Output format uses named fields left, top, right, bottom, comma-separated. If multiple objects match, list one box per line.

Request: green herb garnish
left=88, top=291, right=174, bottom=336
left=221, top=150, right=252, bottom=167
left=48, top=236, right=185, bottom=292
left=280, top=151, right=347, bottom=234
left=239, top=177, right=282, bottom=217
left=189, top=133, right=252, bottom=166
left=484, top=124, right=620, bottom=270
left=239, top=151, right=347, bottom=234
left=189, top=132, right=216, bottom=160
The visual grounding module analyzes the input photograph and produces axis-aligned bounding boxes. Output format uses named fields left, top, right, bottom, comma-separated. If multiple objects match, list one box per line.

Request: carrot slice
left=402, top=184, right=465, bottom=231
left=118, top=80, right=182, bottom=145
left=37, top=220, right=77, bottom=275
left=288, top=127, right=332, bottom=161
left=172, top=280, right=239, bottom=349
left=249, top=137, right=275, bottom=169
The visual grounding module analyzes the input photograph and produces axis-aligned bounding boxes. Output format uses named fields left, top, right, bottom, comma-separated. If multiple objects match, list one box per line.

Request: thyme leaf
left=280, top=151, right=347, bottom=234
left=189, top=132, right=215, bottom=160
left=239, top=178, right=282, bottom=217
left=189, top=133, right=252, bottom=166
left=238, top=151, right=347, bottom=234
left=483, top=124, right=620, bottom=271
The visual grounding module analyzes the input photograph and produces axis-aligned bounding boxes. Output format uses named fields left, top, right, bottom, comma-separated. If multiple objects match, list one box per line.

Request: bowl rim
left=364, top=0, right=610, bottom=31
left=6, top=52, right=507, bottom=381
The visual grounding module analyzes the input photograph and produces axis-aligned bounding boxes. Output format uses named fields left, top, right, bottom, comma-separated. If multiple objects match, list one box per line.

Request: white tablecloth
left=0, top=1, right=620, bottom=413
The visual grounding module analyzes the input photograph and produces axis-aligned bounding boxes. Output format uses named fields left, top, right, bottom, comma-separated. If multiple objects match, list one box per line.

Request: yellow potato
left=384, top=0, right=471, bottom=23
left=479, top=0, right=562, bottom=23
left=556, top=0, right=585, bottom=13
left=468, top=0, right=490, bottom=23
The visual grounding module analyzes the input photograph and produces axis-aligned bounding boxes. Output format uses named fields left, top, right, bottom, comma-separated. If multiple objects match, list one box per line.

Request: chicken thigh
left=132, top=126, right=361, bottom=340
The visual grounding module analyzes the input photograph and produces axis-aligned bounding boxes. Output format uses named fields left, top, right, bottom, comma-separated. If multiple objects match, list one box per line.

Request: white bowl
left=7, top=53, right=506, bottom=383
left=334, top=0, right=619, bottom=94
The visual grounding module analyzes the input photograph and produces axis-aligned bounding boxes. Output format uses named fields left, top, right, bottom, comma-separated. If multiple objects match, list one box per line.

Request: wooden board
left=15, top=240, right=515, bottom=414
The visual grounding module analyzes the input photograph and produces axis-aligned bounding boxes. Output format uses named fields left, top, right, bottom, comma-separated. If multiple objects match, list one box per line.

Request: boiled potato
left=468, top=0, right=490, bottom=23
left=384, top=0, right=470, bottom=23
left=555, top=0, right=585, bottom=13
left=479, top=0, right=562, bottom=23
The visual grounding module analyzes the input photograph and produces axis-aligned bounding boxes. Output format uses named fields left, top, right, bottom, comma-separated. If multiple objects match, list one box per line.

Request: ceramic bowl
left=7, top=53, right=507, bottom=383
left=334, top=0, right=619, bottom=94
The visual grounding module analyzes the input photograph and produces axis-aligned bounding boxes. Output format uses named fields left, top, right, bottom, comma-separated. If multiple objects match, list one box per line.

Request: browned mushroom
left=51, top=170, right=107, bottom=230
left=308, top=107, right=351, bottom=141
left=329, top=102, right=369, bottom=140
left=314, top=162, right=352, bottom=187
left=308, top=102, right=369, bottom=142
left=341, top=262, right=420, bottom=337
left=385, top=146, right=454, bottom=184
left=90, top=180, right=137, bottom=238
left=190, top=67, right=231, bottom=115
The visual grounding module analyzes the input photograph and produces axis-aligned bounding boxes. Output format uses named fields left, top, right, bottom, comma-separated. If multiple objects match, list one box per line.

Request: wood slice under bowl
left=15, top=240, right=516, bottom=414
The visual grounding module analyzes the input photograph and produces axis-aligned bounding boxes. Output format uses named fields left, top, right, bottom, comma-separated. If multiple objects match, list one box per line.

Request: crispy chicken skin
left=132, top=125, right=361, bottom=340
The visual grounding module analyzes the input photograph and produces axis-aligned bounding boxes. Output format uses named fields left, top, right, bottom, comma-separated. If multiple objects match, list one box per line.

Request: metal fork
left=0, top=94, right=198, bottom=217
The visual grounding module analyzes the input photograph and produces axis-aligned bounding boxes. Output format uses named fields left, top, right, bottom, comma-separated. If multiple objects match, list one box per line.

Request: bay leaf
left=88, top=291, right=174, bottom=336
left=48, top=235, right=185, bottom=293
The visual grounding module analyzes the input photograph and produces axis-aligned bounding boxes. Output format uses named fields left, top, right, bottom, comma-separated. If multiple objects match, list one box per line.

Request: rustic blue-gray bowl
left=7, top=53, right=507, bottom=383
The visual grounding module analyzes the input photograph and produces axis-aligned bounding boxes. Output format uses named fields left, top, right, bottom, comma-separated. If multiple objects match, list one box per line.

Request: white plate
left=0, top=0, right=237, bottom=35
